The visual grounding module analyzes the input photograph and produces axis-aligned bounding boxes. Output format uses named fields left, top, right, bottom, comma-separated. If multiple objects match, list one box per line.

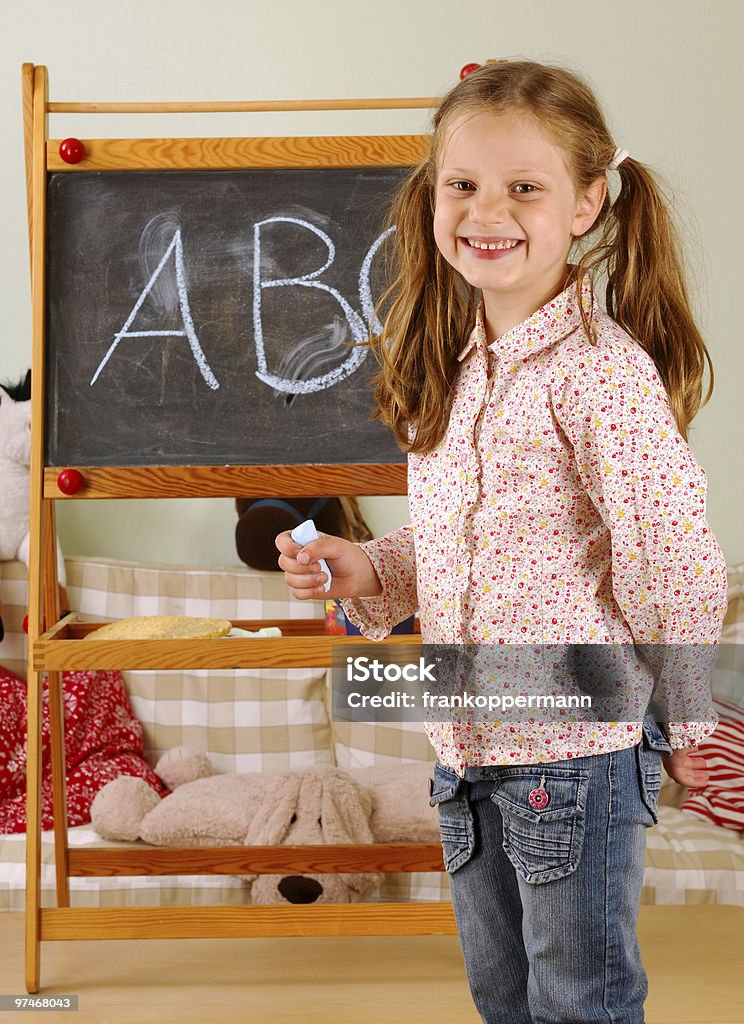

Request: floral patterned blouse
left=343, top=278, right=728, bottom=776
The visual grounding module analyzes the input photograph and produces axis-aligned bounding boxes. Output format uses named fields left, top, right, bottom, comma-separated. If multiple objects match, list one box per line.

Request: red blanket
left=0, top=667, right=167, bottom=833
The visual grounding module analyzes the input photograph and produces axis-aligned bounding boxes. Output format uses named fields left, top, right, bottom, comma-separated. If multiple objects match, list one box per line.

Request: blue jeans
left=429, top=721, right=671, bottom=1024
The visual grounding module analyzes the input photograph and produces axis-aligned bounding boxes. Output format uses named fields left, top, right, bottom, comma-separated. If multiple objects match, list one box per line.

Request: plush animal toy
left=235, top=497, right=372, bottom=571
left=0, top=370, right=66, bottom=586
left=91, top=747, right=439, bottom=905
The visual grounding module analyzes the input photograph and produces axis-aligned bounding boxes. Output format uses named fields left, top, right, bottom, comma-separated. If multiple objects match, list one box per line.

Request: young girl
left=276, top=61, right=728, bottom=1024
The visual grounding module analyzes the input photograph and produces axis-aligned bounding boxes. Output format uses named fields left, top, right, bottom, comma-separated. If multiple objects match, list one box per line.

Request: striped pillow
left=681, top=697, right=744, bottom=832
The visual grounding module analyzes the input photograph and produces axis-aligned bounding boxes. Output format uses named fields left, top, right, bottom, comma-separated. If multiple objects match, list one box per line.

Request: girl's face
left=433, top=111, right=605, bottom=335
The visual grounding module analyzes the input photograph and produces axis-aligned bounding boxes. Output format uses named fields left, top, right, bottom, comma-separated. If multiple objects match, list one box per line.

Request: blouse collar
left=457, top=275, right=596, bottom=364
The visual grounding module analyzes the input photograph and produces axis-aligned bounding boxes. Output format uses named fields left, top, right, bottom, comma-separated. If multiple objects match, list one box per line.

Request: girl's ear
left=571, top=176, right=607, bottom=238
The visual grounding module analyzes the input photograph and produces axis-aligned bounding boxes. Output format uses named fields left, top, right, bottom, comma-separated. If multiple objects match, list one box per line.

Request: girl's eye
left=451, top=180, right=475, bottom=192
left=513, top=183, right=538, bottom=194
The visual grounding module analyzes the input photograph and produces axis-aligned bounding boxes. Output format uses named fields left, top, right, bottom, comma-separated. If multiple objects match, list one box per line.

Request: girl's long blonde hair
left=372, top=60, right=713, bottom=449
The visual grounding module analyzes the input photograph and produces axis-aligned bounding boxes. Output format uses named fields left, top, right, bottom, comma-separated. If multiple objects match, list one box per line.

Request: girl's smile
left=433, top=111, right=605, bottom=339
left=463, top=237, right=524, bottom=256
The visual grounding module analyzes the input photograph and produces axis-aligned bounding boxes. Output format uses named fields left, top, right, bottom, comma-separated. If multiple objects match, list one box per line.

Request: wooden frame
left=45, top=135, right=429, bottom=172
left=22, top=64, right=455, bottom=994
left=43, top=464, right=407, bottom=499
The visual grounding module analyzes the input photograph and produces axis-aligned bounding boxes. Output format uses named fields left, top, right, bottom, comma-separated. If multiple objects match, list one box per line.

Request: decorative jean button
left=528, top=775, right=550, bottom=810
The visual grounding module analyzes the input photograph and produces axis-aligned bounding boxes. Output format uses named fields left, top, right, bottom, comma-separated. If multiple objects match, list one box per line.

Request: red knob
left=59, top=138, right=86, bottom=164
left=57, top=468, right=84, bottom=495
left=22, top=615, right=47, bottom=634
left=460, top=63, right=481, bottom=79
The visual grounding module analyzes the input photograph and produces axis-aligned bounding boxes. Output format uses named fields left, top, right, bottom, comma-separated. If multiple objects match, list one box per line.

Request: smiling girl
left=276, top=61, right=727, bottom=1023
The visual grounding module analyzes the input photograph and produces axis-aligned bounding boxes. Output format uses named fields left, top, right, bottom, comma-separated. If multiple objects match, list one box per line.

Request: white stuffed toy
left=91, top=748, right=440, bottom=906
left=0, top=370, right=65, bottom=584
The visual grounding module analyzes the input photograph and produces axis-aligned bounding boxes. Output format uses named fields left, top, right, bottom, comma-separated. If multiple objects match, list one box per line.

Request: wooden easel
left=21, top=64, right=456, bottom=994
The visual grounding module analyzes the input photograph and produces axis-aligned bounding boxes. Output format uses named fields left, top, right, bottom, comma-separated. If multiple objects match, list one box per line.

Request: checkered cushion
left=332, top=721, right=445, bottom=901
left=643, top=805, right=744, bottom=905
left=0, top=826, right=253, bottom=911
left=63, top=557, right=333, bottom=773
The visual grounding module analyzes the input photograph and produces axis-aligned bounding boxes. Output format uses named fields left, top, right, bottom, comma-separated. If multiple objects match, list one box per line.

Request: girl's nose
left=471, top=190, right=509, bottom=225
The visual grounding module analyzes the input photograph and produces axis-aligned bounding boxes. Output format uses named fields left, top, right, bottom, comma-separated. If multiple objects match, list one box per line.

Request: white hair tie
left=610, top=147, right=629, bottom=170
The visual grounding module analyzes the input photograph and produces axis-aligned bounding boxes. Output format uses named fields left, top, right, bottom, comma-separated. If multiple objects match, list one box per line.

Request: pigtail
left=575, top=158, right=713, bottom=441
left=370, top=163, right=476, bottom=452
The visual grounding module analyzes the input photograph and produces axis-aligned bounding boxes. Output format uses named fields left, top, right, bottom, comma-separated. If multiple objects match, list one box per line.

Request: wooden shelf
left=32, top=617, right=422, bottom=670
left=69, top=843, right=445, bottom=876
left=40, top=903, right=457, bottom=941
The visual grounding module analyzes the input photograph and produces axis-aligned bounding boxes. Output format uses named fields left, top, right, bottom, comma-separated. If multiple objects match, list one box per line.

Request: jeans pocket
left=636, top=746, right=663, bottom=825
left=642, top=716, right=673, bottom=755
left=490, top=769, right=588, bottom=885
left=637, top=716, right=671, bottom=825
left=429, top=762, right=475, bottom=874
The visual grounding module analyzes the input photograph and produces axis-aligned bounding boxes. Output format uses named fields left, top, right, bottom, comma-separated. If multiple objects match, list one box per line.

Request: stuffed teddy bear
left=91, top=747, right=439, bottom=905
left=0, top=370, right=67, bottom=588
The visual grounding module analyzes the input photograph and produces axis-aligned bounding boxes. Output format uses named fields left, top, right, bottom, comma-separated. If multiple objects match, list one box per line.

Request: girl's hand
left=275, top=530, right=383, bottom=601
left=661, top=748, right=710, bottom=789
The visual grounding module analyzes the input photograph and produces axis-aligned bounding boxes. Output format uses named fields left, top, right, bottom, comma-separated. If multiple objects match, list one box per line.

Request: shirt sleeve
left=341, top=525, right=418, bottom=641
left=551, top=336, right=728, bottom=748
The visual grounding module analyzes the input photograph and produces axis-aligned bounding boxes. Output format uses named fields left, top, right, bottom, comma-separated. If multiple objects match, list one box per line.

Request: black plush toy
left=235, top=497, right=372, bottom=571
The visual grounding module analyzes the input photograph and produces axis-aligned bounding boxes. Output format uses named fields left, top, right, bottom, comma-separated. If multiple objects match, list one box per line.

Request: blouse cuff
left=341, top=530, right=418, bottom=641
left=664, top=718, right=719, bottom=749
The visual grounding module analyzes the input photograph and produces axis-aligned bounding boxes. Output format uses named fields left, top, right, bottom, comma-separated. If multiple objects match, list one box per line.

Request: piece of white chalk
left=291, top=519, right=332, bottom=593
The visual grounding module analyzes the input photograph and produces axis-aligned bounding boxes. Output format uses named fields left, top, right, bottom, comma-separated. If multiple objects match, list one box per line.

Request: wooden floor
left=1, top=906, right=742, bottom=1023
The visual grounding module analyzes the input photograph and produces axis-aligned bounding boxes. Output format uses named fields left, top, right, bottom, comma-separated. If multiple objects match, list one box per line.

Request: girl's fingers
left=685, top=761, right=710, bottom=787
left=276, top=533, right=325, bottom=574
left=277, top=522, right=329, bottom=597
left=288, top=582, right=328, bottom=600
left=277, top=553, right=324, bottom=575
left=274, top=530, right=303, bottom=557
left=283, top=569, right=326, bottom=588
left=282, top=570, right=328, bottom=598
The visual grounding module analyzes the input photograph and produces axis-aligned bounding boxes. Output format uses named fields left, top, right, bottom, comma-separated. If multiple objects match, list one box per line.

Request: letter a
left=90, top=230, right=219, bottom=390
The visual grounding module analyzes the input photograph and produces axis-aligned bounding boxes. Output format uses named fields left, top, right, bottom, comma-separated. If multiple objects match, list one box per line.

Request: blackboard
left=45, top=166, right=410, bottom=466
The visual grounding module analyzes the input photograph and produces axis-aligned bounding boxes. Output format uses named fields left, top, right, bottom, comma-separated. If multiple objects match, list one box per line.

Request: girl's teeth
left=468, top=238, right=520, bottom=250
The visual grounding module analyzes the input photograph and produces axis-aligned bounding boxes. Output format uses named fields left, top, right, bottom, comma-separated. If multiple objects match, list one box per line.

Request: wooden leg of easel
left=21, top=63, right=34, bottom=279
left=24, top=666, right=42, bottom=993
left=47, top=669, right=69, bottom=906
left=44, top=500, right=69, bottom=906
left=25, top=61, right=48, bottom=997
